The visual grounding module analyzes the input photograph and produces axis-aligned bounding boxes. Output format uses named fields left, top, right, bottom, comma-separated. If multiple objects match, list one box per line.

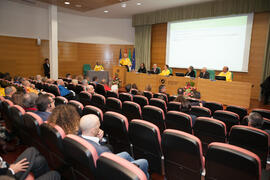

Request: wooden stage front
left=125, top=72, right=252, bottom=108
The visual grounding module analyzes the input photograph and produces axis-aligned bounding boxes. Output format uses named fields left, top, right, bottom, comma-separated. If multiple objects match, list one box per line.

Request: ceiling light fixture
left=64, top=1, right=70, bottom=5
left=104, top=10, right=109, bottom=13
left=137, top=2, right=142, bottom=6
left=121, top=3, right=127, bottom=8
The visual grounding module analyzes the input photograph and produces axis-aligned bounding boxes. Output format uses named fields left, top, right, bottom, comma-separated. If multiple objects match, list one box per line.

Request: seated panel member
left=159, top=65, right=170, bottom=76
left=120, top=53, right=132, bottom=72
left=185, top=66, right=195, bottom=78
left=199, top=67, right=210, bottom=79
left=94, top=62, right=104, bottom=71
left=152, top=64, right=160, bottom=74
left=218, top=66, right=232, bottom=82
left=79, top=114, right=150, bottom=179
left=138, top=63, right=146, bottom=73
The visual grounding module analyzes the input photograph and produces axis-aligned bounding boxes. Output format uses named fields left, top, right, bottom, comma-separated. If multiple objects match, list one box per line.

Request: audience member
left=79, top=114, right=149, bottom=179
left=4, top=86, right=17, bottom=100
left=177, top=88, right=184, bottom=96
left=152, top=64, right=160, bottom=74
left=0, top=147, right=60, bottom=179
left=218, top=66, right=232, bottom=82
left=145, top=85, right=152, bottom=92
left=138, top=63, right=146, bottom=73
left=92, top=76, right=98, bottom=85
left=199, top=67, right=209, bottom=79
left=22, top=93, right=38, bottom=112
left=11, top=92, right=24, bottom=106
left=86, top=85, right=95, bottom=94
left=36, top=75, right=42, bottom=82
left=13, top=76, right=20, bottom=84
left=175, top=95, right=196, bottom=126
left=22, top=80, right=39, bottom=94
left=159, top=65, right=170, bottom=76
left=35, top=94, right=55, bottom=121
left=94, top=62, right=104, bottom=71
left=76, top=75, right=84, bottom=82
left=101, top=79, right=111, bottom=91
left=47, top=104, right=80, bottom=135
left=81, top=79, right=88, bottom=86
left=248, top=112, right=270, bottom=135
left=185, top=66, right=195, bottom=78
left=66, top=73, right=72, bottom=80
left=111, top=84, right=118, bottom=93
left=56, top=79, right=74, bottom=100
left=71, top=79, right=78, bottom=86
left=43, top=58, right=50, bottom=78
left=159, top=84, right=169, bottom=98
left=125, top=84, right=132, bottom=93
left=41, top=77, right=47, bottom=83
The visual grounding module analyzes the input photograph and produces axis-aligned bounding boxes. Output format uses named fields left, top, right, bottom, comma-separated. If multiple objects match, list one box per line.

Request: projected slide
left=166, top=14, right=253, bottom=72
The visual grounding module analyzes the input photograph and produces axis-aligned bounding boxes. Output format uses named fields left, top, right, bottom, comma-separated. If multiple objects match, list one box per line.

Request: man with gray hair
left=152, top=64, right=160, bottom=74
left=85, top=85, right=95, bottom=95
left=248, top=112, right=270, bottom=135
left=79, top=114, right=149, bottom=179
left=22, top=93, right=38, bottom=112
left=4, top=86, right=17, bottom=100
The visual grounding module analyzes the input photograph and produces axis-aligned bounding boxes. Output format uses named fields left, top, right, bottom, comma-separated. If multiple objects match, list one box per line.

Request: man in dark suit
left=35, top=94, right=55, bottom=122
left=199, top=67, right=210, bottom=79
left=79, top=114, right=149, bottom=179
left=43, top=58, right=50, bottom=78
left=151, top=64, right=160, bottom=74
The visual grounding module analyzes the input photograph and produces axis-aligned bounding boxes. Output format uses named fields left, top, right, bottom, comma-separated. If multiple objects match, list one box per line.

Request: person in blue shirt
left=35, top=94, right=55, bottom=122
left=80, top=114, right=150, bottom=179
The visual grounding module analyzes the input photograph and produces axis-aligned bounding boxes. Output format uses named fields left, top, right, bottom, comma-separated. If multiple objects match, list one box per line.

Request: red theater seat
left=133, top=95, right=149, bottom=109
left=119, top=93, right=133, bottom=102
left=204, top=101, right=223, bottom=115
left=213, top=110, right=239, bottom=133
left=122, top=101, right=142, bottom=121
left=165, top=111, right=193, bottom=134
left=78, top=91, right=92, bottom=106
left=106, top=97, right=122, bottom=113
left=190, top=106, right=211, bottom=118
left=150, top=98, right=167, bottom=113
left=54, top=96, right=68, bottom=106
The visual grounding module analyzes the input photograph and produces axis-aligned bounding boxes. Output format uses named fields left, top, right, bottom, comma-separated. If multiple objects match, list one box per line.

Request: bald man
left=199, top=67, right=210, bottom=79
left=79, top=114, right=149, bottom=179
left=218, top=66, right=232, bottom=82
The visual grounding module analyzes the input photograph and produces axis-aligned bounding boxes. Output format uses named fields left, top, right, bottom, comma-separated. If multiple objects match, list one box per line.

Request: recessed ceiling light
left=121, top=3, right=127, bottom=8
left=137, top=2, right=142, bottom=6
left=75, top=4, right=82, bottom=8
left=64, top=1, right=70, bottom=5
left=104, top=10, right=109, bottom=13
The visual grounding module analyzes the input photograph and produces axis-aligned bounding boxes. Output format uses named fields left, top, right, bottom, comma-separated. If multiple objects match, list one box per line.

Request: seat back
left=106, top=90, right=118, bottom=98
left=206, top=142, right=261, bottom=180
left=262, top=118, right=270, bottom=130
left=54, top=96, right=68, bottom=106
left=49, top=84, right=61, bottom=96
left=162, top=129, right=204, bottom=180
left=91, top=93, right=106, bottom=112
left=130, top=89, right=138, bottom=95
left=143, top=91, right=153, bottom=101
left=142, top=105, right=165, bottom=133
left=193, top=117, right=226, bottom=155
left=133, top=95, right=149, bottom=109
left=75, top=84, right=84, bottom=94
left=165, top=111, right=193, bottom=134
left=122, top=101, right=142, bottom=121
left=96, top=152, right=147, bottom=180
left=103, top=111, right=130, bottom=153
left=40, top=123, right=66, bottom=169
left=119, top=93, right=133, bottom=102
left=2, top=99, right=14, bottom=131
left=150, top=98, right=167, bottom=113
left=168, top=95, right=177, bottom=102
left=252, top=108, right=270, bottom=119
left=129, top=120, right=162, bottom=173
left=226, top=105, right=248, bottom=120
left=78, top=91, right=92, bottom=106
left=153, top=93, right=168, bottom=103
left=67, top=83, right=76, bottom=92
left=83, top=105, right=103, bottom=122
left=9, top=105, right=25, bottom=138
left=63, top=134, right=98, bottom=180
left=96, top=84, right=106, bottom=97
left=68, top=100, right=84, bottom=116
left=213, top=110, right=239, bottom=132
left=106, top=97, right=122, bottom=113
left=190, top=106, right=211, bottom=117
left=167, top=102, right=181, bottom=111
left=229, top=125, right=269, bottom=168
left=204, top=101, right=223, bottom=115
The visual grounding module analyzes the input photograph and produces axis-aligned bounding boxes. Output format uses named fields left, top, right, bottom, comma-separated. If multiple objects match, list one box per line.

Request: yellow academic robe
left=94, top=65, right=104, bottom=71
left=218, top=71, right=232, bottom=82
left=120, top=58, right=131, bottom=67
left=159, top=69, right=170, bottom=76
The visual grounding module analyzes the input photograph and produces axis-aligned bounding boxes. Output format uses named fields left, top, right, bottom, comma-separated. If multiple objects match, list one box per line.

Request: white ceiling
left=12, top=0, right=216, bottom=18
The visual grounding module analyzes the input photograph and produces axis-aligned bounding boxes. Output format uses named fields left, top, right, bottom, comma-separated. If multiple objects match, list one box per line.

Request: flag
left=128, top=48, right=132, bottom=60
left=131, top=48, right=136, bottom=70
left=119, top=49, right=122, bottom=64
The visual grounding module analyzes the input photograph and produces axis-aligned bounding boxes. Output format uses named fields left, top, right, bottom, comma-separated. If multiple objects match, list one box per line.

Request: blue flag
left=119, top=49, right=122, bottom=64
left=131, top=48, right=136, bottom=70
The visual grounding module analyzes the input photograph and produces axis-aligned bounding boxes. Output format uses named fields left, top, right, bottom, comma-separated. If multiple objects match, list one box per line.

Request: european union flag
left=119, top=49, right=122, bottom=64
left=131, top=48, right=136, bottom=70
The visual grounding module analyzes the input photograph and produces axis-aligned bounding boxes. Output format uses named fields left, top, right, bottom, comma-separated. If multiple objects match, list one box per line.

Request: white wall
left=0, top=0, right=135, bottom=45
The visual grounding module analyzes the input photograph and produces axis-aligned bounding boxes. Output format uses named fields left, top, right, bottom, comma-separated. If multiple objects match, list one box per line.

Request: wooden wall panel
left=151, top=12, right=270, bottom=99
left=0, top=35, right=134, bottom=79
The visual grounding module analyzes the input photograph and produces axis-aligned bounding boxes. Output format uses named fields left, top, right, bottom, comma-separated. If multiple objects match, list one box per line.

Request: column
left=49, top=5, right=58, bottom=80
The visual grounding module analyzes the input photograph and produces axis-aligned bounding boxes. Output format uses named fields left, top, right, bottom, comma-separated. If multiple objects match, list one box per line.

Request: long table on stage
left=87, top=70, right=110, bottom=82
left=125, top=72, right=252, bottom=108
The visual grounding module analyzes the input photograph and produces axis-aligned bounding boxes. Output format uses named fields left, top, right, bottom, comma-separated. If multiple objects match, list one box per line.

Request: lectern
left=112, top=66, right=127, bottom=87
